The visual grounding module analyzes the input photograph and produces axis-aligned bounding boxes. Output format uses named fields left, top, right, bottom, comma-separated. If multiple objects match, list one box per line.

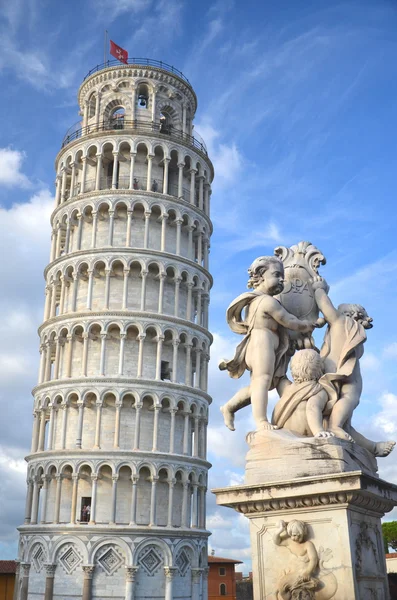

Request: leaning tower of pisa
left=16, top=58, right=213, bottom=600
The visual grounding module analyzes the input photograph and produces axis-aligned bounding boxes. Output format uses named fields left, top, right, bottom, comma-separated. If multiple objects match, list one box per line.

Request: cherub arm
left=264, top=297, right=313, bottom=332
left=313, top=285, right=340, bottom=325
left=273, top=520, right=289, bottom=547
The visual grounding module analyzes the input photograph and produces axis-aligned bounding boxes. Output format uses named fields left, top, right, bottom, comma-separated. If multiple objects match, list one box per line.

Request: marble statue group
left=219, top=241, right=395, bottom=458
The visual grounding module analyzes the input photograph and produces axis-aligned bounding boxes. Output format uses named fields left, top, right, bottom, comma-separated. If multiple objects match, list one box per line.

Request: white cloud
left=384, top=343, right=397, bottom=359
left=360, top=352, right=381, bottom=371
left=194, top=122, right=243, bottom=186
left=374, top=393, right=397, bottom=436
left=0, top=148, right=31, bottom=188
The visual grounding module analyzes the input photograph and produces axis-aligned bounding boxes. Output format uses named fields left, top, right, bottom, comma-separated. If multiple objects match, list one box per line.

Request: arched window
left=160, top=112, right=172, bottom=134
left=88, top=94, right=96, bottom=118
left=137, top=84, right=149, bottom=109
left=220, top=583, right=227, bottom=596
left=109, top=107, right=125, bottom=129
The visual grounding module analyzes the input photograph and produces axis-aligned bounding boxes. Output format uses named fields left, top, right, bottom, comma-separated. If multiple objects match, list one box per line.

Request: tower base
left=214, top=468, right=397, bottom=599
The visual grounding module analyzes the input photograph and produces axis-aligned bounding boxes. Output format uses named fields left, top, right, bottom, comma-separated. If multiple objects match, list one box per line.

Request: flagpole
left=104, top=30, right=108, bottom=66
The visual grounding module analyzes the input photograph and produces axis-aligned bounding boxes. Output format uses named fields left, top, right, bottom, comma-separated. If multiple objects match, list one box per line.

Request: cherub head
left=247, top=256, right=284, bottom=295
left=338, top=303, right=373, bottom=329
left=286, top=519, right=308, bottom=543
left=290, top=350, right=323, bottom=384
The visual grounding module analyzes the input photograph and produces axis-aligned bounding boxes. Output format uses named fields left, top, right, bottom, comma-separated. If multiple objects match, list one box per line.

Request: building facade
left=208, top=556, right=242, bottom=600
left=16, top=58, right=213, bottom=600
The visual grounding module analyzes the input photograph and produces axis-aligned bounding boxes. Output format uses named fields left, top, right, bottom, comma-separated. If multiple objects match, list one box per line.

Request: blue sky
left=1, top=0, right=397, bottom=573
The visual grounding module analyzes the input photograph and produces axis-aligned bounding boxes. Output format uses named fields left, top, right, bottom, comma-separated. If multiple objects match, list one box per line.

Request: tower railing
left=83, top=58, right=191, bottom=84
left=61, top=120, right=208, bottom=155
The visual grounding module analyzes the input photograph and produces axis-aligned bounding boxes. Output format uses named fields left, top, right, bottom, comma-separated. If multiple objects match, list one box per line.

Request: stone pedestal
left=213, top=432, right=397, bottom=600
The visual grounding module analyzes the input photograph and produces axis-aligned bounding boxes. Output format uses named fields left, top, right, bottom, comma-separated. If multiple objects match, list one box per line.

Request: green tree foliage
left=382, top=521, right=397, bottom=552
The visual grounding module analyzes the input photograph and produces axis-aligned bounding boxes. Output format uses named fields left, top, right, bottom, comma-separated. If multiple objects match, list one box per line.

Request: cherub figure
left=313, top=278, right=395, bottom=456
left=219, top=256, right=314, bottom=431
left=272, top=349, right=334, bottom=438
left=274, top=520, right=319, bottom=598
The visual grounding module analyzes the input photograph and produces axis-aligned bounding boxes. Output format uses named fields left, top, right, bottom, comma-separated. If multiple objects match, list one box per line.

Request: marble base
left=245, top=428, right=378, bottom=484
left=213, top=471, right=397, bottom=600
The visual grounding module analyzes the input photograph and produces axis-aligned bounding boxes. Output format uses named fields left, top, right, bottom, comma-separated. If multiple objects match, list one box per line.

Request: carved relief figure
left=273, top=520, right=337, bottom=600
left=219, top=256, right=314, bottom=431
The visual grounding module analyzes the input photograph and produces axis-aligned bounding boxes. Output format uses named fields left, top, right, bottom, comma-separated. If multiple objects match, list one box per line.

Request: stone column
left=129, top=153, right=136, bottom=189
left=114, top=402, right=122, bottom=448
left=70, top=474, right=78, bottom=524
left=82, top=566, right=95, bottom=600
left=195, top=350, right=202, bottom=389
left=94, top=402, right=103, bottom=448
left=89, top=475, right=98, bottom=524
left=95, top=92, right=101, bottom=126
left=65, top=334, right=73, bottom=377
left=198, top=175, right=204, bottom=210
left=204, top=183, right=210, bottom=214
left=182, top=104, right=187, bottom=133
left=146, top=154, right=154, bottom=191
left=137, top=336, right=145, bottom=378
left=40, top=475, right=49, bottom=523
left=44, top=341, right=52, bottom=381
left=191, top=568, right=202, bottom=600
left=112, top=153, right=119, bottom=189
left=19, top=563, right=31, bottom=600
left=76, top=214, right=83, bottom=250
left=169, top=408, right=177, bottom=453
left=155, top=335, right=164, bottom=380
left=55, top=224, right=62, bottom=257
left=202, top=567, right=209, bottom=600
left=81, top=157, right=87, bottom=194
left=104, top=269, right=111, bottom=309
left=152, top=405, right=160, bottom=452
left=86, top=270, right=94, bottom=309
left=82, top=333, right=89, bottom=377
left=172, top=340, right=179, bottom=383
left=167, top=479, right=175, bottom=527
left=140, top=271, right=148, bottom=311
left=54, top=175, right=61, bottom=206
left=60, top=167, right=67, bottom=203
left=131, top=87, right=137, bottom=121
left=31, top=412, right=40, bottom=453
left=118, top=333, right=126, bottom=375
left=149, top=476, right=158, bottom=526
left=71, top=274, right=79, bottom=311
left=12, top=562, right=20, bottom=600
left=175, top=220, right=182, bottom=255
left=65, top=221, right=71, bottom=253
left=183, top=412, right=190, bottom=456
left=70, top=162, right=76, bottom=196
left=133, top=403, right=142, bottom=449
left=162, top=157, right=170, bottom=194
left=185, top=344, right=192, bottom=386
left=91, top=211, right=98, bottom=248
left=177, top=162, right=184, bottom=197
left=38, top=409, right=47, bottom=451
left=108, top=212, right=115, bottom=246
left=110, top=475, right=119, bottom=524
left=99, top=333, right=107, bottom=376
left=186, top=283, right=194, bottom=320
left=181, top=481, right=189, bottom=527
left=30, top=479, right=40, bottom=524
left=76, top=401, right=84, bottom=448
left=122, top=269, right=130, bottom=309
left=53, top=475, right=62, bottom=524
left=187, top=226, right=194, bottom=260
left=191, top=483, right=199, bottom=528
left=158, top=273, right=165, bottom=313
left=164, top=567, right=177, bottom=600
left=160, top=214, right=167, bottom=252
left=59, top=280, right=66, bottom=314
left=143, top=212, right=151, bottom=248
left=130, top=475, right=139, bottom=525
left=189, top=169, right=197, bottom=205
left=95, top=153, right=102, bottom=190
left=43, top=287, right=51, bottom=321
left=44, top=564, right=56, bottom=600
left=47, top=403, right=55, bottom=449
left=24, top=479, right=33, bottom=524
left=125, top=566, right=139, bottom=600
left=61, top=404, right=68, bottom=449
left=193, top=416, right=200, bottom=457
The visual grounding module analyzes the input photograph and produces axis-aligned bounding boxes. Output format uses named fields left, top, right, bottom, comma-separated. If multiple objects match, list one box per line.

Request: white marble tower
left=16, top=58, right=213, bottom=600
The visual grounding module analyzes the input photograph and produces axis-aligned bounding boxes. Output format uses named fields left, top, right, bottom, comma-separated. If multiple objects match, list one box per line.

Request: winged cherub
left=219, top=256, right=314, bottom=431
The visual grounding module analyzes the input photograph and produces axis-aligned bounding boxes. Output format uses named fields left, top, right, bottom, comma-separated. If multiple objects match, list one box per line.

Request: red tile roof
left=208, top=556, right=243, bottom=564
left=386, top=553, right=397, bottom=558
left=0, top=561, right=16, bottom=574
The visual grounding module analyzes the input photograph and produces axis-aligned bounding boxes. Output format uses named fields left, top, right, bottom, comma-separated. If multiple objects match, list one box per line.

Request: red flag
left=110, top=40, right=128, bottom=64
